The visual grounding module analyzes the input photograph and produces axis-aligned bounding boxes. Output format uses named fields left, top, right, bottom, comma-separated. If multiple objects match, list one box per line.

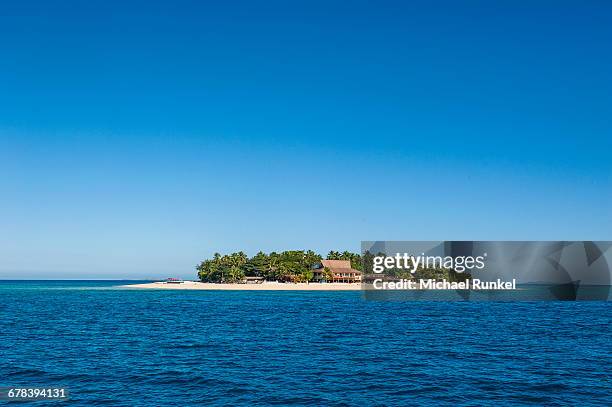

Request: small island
left=123, top=250, right=364, bottom=290
left=123, top=250, right=470, bottom=290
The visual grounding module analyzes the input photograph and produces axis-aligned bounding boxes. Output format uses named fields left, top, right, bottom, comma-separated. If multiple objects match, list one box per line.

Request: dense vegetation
left=196, top=250, right=362, bottom=283
left=197, top=250, right=469, bottom=283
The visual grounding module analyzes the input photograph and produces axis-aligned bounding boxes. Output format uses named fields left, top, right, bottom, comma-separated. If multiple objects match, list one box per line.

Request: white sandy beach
left=120, top=281, right=361, bottom=290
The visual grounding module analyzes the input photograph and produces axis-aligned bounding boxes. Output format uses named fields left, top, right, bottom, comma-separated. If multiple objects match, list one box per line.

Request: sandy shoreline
left=119, top=281, right=361, bottom=290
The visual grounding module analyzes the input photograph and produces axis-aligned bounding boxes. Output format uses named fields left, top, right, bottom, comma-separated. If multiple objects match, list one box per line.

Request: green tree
left=197, top=249, right=361, bottom=283
left=302, top=270, right=314, bottom=282
left=323, top=266, right=332, bottom=282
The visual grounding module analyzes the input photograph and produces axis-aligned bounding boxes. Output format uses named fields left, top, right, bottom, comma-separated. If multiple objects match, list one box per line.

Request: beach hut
left=244, top=276, right=265, bottom=284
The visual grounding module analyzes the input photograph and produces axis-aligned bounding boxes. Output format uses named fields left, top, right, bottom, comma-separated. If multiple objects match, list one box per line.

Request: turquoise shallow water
left=0, top=281, right=610, bottom=406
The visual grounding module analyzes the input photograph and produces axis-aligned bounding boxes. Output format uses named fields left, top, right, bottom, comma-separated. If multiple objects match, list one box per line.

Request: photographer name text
left=370, top=278, right=516, bottom=290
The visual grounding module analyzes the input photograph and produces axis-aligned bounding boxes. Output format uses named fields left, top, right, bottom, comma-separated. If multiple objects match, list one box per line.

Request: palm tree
left=327, top=250, right=341, bottom=260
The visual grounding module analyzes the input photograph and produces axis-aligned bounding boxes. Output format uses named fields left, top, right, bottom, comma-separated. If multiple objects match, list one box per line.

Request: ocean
left=0, top=281, right=610, bottom=406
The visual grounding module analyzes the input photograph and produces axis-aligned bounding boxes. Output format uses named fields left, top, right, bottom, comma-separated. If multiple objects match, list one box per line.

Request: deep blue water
left=0, top=281, right=610, bottom=406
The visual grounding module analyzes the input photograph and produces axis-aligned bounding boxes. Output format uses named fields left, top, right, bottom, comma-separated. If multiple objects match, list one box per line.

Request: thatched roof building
left=313, top=259, right=362, bottom=283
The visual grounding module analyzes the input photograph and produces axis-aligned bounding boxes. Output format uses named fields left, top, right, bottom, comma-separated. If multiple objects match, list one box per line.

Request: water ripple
left=0, top=281, right=610, bottom=406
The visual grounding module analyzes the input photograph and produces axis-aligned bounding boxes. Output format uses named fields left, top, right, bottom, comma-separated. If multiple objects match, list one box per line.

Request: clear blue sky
left=1, top=1, right=611, bottom=279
